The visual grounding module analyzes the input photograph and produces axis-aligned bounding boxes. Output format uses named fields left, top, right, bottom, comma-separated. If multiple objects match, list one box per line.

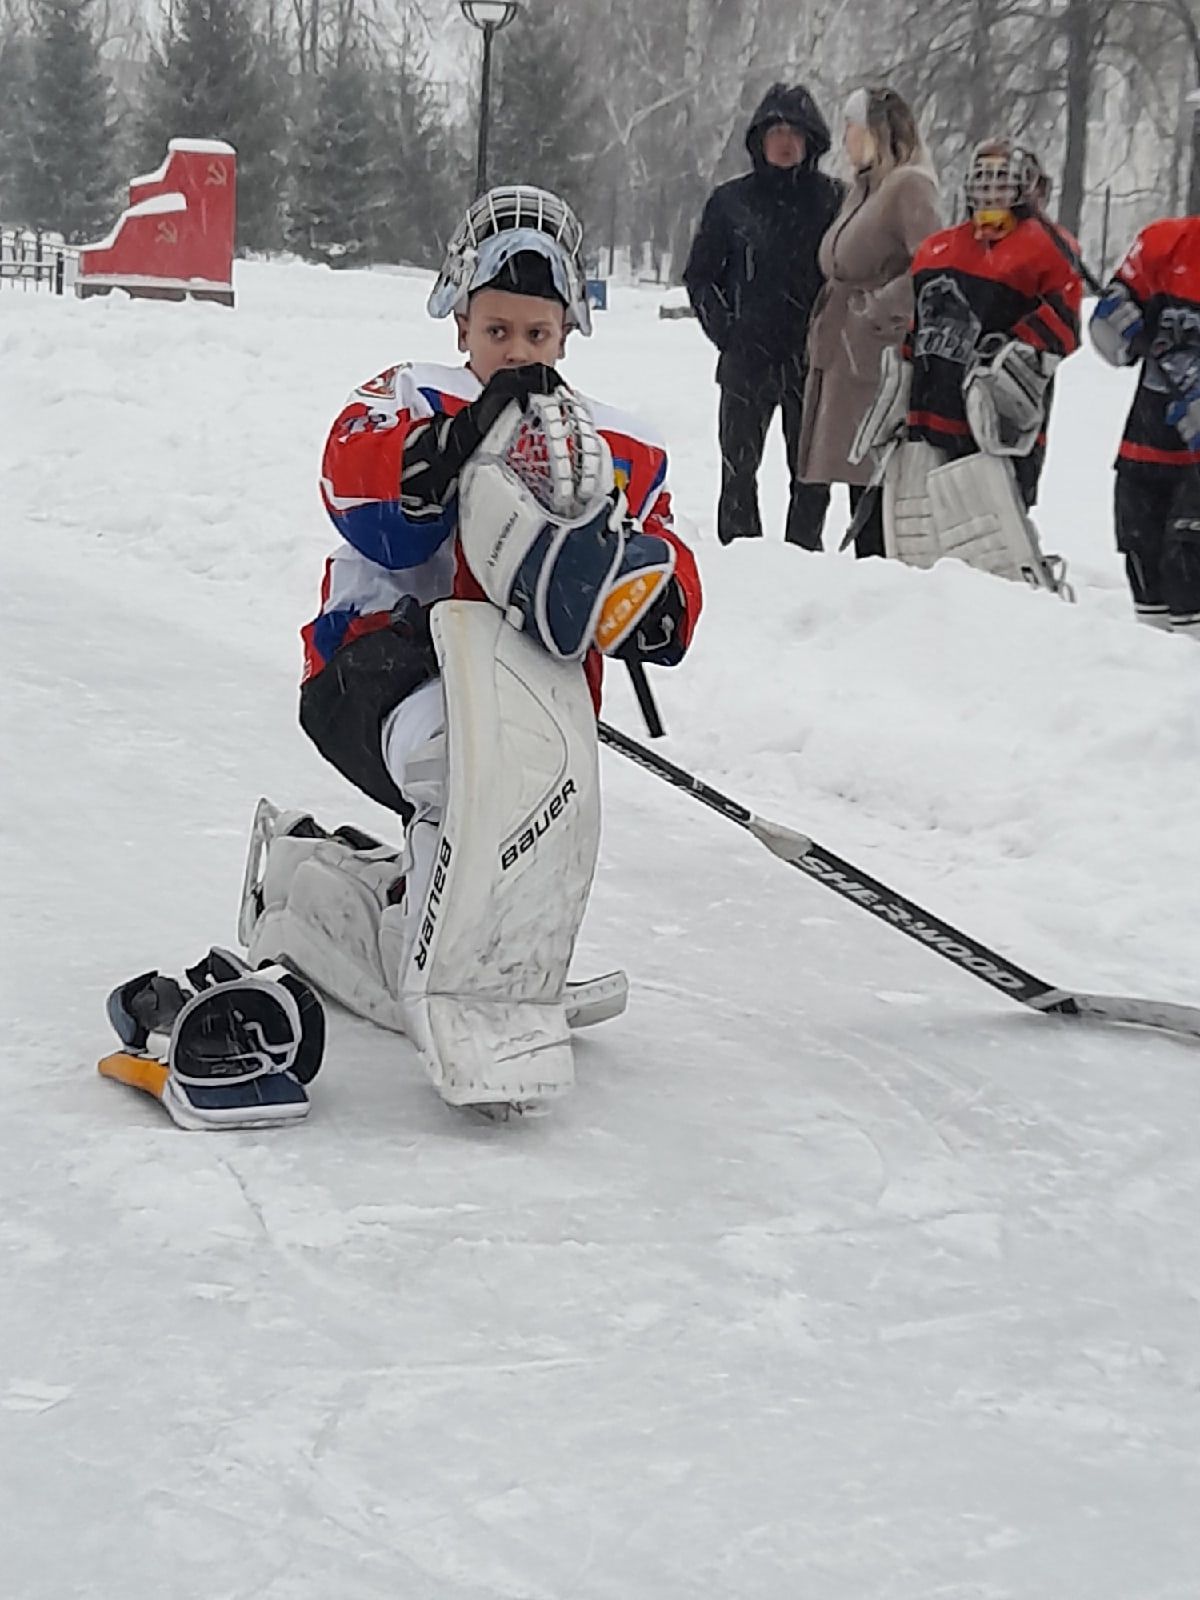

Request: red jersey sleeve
left=320, top=366, right=458, bottom=570
left=1013, top=231, right=1082, bottom=357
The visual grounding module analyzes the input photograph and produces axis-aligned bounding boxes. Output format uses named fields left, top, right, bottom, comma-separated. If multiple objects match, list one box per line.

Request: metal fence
left=1, top=227, right=78, bottom=293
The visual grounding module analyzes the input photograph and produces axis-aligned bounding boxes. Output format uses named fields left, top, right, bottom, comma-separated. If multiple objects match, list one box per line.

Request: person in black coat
left=684, top=83, right=844, bottom=549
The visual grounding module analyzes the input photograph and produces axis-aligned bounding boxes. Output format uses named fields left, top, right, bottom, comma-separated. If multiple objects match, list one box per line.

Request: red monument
left=77, top=139, right=237, bottom=307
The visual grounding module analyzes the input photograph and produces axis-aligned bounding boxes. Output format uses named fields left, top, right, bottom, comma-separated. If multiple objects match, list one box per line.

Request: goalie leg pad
left=882, top=441, right=945, bottom=567
left=850, top=344, right=912, bottom=466
left=927, top=452, right=1069, bottom=593
left=239, top=798, right=410, bottom=1031
left=399, top=600, right=601, bottom=1107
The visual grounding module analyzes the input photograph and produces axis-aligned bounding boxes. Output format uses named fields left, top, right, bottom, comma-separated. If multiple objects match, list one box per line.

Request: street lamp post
left=459, top=1, right=522, bottom=196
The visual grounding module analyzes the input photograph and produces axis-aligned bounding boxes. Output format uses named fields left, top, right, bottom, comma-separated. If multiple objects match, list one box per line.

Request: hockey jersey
left=303, top=361, right=702, bottom=707
left=903, top=218, right=1082, bottom=463
left=1108, top=216, right=1200, bottom=471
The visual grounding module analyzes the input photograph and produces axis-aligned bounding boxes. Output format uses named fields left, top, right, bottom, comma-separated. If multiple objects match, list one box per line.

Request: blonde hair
left=845, top=86, right=924, bottom=176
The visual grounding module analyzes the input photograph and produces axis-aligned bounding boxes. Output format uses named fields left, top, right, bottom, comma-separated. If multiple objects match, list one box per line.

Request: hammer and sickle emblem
left=156, top=220, right=179, bottom=245
left=206, top=162, right=228, bottom=186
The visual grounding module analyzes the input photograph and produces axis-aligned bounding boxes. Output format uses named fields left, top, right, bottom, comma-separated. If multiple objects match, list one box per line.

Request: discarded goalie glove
left=99, top=947, right=325, bottom=1130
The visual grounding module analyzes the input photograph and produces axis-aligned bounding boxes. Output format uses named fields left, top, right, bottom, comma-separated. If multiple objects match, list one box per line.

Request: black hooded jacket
left=683, top=84, right=844, bottom=390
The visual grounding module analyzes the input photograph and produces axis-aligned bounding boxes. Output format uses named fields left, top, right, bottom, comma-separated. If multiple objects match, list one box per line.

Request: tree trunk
left=1058, top=0, right=1095, bottom=236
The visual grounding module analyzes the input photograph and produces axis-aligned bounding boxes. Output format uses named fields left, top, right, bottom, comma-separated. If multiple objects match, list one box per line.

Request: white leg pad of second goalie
left=925, top=452, right=1069, bottom=594
left=394, top=599, right=601, bottom=1108
left=882, top=440, right=947, bottom=568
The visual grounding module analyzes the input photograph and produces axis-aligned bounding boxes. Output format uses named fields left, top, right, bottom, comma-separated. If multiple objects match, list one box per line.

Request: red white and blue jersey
left=303, top=360, right=701, bottom=706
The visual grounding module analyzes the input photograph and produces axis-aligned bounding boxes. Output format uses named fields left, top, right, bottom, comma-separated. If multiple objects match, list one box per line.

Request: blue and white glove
left=1089, top=286, right=1146, bottom=368
left=1159, top=348, right=1200, bottom=449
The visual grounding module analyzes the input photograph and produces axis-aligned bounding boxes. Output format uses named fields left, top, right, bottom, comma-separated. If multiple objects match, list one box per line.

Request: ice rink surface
left=3, top=264, right=1200, bottom=1598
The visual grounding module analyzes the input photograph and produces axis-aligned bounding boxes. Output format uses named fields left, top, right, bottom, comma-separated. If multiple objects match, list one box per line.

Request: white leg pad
left=399, top=600, right=601, bottom=1107
left=926, top=452, right=1062, bottom=591
left=882, top=441, right=946, bottom=568
left=247, top=867, right=408, bottom=1032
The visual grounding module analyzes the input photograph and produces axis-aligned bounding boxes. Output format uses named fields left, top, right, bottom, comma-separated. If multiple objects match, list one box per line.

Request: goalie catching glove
left=963, top=335, right=1058, bottom=457
left=458, top=378, right=679, bottom=663
left=400, top=363, right=569, bottom=520
left=99, top=947, right=325, bottom=1130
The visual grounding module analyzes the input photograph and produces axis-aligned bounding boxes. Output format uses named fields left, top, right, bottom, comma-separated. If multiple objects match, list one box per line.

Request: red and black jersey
left=903, top=217, right=1082, bottom=460
left=1111, top=216, right=1200, bottom=472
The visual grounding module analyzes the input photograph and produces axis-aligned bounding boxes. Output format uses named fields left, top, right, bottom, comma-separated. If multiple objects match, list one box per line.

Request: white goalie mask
left=427, top=185, right=592, bottom=336
left=964, top=141, right=1040, bottom=223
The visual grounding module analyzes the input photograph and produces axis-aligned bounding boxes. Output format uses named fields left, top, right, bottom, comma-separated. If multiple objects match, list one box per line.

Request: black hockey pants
left=1114, top=468, right=1200, bottom=636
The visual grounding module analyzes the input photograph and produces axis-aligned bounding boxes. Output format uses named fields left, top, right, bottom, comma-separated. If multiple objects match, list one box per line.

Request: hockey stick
left=623, top=654, right=665, bottom=738
left=598, top=719, right=1200, bottom=1042
left=1034, top=214, right=1105, bottom=298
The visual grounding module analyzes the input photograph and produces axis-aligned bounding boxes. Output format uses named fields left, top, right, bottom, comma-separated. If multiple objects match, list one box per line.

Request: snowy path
left=4, top=268, right=1200, bottom=1597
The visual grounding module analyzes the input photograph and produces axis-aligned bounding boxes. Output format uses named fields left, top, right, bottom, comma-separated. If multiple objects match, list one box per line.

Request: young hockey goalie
left=1090, top=216, right=1200, bottom=638
left=850, top=140, right=1082, bottom=592
left=238, top=185, right=703, bottom=1113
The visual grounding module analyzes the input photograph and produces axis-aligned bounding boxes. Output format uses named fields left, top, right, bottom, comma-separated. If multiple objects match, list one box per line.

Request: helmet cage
left=427, top=184, right=592, bottom=335
left=965, top=144, right=1039, bottom=219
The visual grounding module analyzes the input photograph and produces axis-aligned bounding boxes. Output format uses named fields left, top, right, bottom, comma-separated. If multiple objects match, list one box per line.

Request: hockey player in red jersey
left=850, top=139, right=1082, bottom=591
left=238, top=185, right=703, bottom=1112
left=1090, top=217, right=1200, bottom=638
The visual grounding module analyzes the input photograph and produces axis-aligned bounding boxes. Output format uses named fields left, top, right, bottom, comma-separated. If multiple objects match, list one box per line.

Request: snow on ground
left=3, top=262, right=1200, bottom=1599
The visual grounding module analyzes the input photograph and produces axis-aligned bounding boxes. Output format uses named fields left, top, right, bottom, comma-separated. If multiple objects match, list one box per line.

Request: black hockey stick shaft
left=1035, top=214, right=1105, bottom=297
left=599, top=720, right=1049, bottom=1002
left=598, top=719, right=1200, bottom=1040
left=623, top=654, right=665, bottom=738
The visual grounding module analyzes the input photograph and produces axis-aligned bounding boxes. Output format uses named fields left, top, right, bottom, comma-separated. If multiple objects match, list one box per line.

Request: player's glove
left=618, top=574, right=686, bottom=667
left=963, top=335, right=1056, bottom=457
left=1090, top=286, right=1147, bottom=368
left=1159, top=348, right=1200, bottom=449
left=595, top=530, right=680, bottom=662
left=401, top=364, right=567, bottom=516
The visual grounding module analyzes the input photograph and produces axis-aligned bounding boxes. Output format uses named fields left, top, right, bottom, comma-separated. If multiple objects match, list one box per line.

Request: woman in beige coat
left=798, top=87, right=941, bottom=555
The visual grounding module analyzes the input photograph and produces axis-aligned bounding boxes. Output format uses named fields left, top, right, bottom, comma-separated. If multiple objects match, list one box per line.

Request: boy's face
left=762, top=123, right=806, bottom=169
left=456, top=287, right=568, bottom=383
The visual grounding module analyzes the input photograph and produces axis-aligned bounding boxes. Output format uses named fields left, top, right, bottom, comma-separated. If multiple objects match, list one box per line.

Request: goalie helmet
left=427, top=185, right=592, bottom=336
left=964, top=140, right=1040, bottom=229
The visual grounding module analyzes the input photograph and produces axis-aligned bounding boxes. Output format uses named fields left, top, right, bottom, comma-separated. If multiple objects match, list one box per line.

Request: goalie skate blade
left=564, top=969, right=628, bottom=1030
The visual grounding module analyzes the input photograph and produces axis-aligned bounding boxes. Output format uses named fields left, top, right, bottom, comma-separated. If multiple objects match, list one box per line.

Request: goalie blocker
left=98, top=947, right=325, bottom=1130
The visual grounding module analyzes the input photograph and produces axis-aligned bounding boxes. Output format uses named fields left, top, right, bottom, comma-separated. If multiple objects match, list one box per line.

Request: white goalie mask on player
left=427, top=185, right=593, bottom=336
left=964, top=140, right=1039, bottom=230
